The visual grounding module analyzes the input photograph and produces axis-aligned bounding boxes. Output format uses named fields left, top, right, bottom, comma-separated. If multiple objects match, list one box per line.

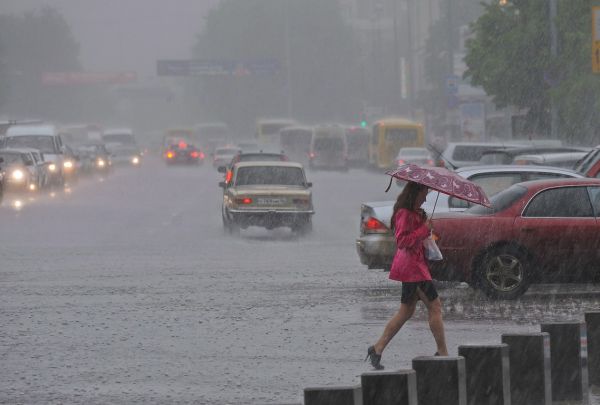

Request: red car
left=430, top=178, right=600, bottom=299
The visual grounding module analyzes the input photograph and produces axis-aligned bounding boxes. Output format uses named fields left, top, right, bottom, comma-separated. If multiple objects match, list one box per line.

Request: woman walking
left=366, top=181, right=448, bottom=370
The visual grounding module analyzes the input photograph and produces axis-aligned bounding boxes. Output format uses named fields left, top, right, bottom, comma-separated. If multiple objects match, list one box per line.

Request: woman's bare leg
left=373, top=297, right=417, bottom=354
left=417, top=288, right=448, bottom=356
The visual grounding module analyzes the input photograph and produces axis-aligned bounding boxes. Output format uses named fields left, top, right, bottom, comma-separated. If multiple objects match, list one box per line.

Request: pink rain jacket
left=389, top=208, right=432, bottom=282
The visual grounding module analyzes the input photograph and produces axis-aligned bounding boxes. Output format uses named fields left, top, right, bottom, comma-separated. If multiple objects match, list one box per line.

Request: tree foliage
left=464, top=0, right=600, bottom=143
left=0, top=7, right=84, bottom=120
left=190, top=0, right=362, bottom=131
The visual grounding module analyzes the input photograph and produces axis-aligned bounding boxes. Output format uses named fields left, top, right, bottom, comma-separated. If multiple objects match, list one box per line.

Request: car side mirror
left=217, top=166, right=226, bottom=173
left=306, top=181, right=312, bottom=188
left=219, top=181, right=226, bottom=188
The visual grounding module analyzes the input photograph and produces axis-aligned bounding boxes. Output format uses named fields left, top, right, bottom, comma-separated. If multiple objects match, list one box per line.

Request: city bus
left=369, top=118, right=425, bottom=169
left=256, top=118, right=296, bottom=144
left=279, top=126, right=313, bottom=164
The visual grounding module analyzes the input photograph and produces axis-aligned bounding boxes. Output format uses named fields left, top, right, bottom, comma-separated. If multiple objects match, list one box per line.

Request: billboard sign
left=156, top=59, right=281, bottom=77
left=42, top=72, right=137, bottom=86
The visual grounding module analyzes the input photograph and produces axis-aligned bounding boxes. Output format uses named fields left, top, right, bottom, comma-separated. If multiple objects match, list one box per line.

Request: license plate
left=257, top=197, right=285, bottom=205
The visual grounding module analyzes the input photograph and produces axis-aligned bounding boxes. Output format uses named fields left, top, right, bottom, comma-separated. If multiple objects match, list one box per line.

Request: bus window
left=385, top=128, right=418, bottom=142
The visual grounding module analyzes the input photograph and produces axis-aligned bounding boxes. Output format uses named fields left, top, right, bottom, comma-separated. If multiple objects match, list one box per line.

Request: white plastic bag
left=423, top=235, right=443, bottom=261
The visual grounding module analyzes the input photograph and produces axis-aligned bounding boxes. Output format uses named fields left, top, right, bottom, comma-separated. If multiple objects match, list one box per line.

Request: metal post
left=550, top=0, right=558, bottom=139
left=284, top=0, right=293, bottom=118
left=393, top=0, right=401, bottom=114
left=405, top=0, right=415, bottom=119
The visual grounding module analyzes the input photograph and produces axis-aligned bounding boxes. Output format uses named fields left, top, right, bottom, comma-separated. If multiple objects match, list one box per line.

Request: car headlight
left=11, top=169, right=24, bottom=181
left=48, top=163, right=57, bottom=172
left=97, top=159, right=106, bottom=167
left=64, top=160, right=74, bottom=169
left=132, top=156, right=140, bottom=165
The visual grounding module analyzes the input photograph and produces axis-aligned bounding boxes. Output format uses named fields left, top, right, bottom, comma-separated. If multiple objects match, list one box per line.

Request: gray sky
left=0, top=0, right=220, bottom=78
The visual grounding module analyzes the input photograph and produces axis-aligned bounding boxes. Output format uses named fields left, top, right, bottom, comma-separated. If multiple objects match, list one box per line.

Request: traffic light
left=359, top=111, right=368, bottom=128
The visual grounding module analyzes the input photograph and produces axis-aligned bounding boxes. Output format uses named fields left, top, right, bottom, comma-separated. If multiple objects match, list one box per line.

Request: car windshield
left=4, top=135, right=56, bottom=154
left=235, top=166, right=305, bottom=186
left=0, top=152, right=26, bottom=165
left=466, top=184, right=527, bottom=215
left=239, top=154, right=284, bottom=162
left=103, top=134, right=135, bottom=145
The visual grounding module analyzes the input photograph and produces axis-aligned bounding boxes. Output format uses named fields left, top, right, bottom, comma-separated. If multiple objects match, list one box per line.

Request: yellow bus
left=369, top=118, right=425, bottom=169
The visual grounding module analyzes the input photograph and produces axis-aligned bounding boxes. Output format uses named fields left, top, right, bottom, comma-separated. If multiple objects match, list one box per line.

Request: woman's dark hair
left=391, top=181, right=427, bottom=229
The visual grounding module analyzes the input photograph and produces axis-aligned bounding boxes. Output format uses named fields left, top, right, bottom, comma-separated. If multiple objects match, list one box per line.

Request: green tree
left=464, top=0, right=599, bottom=143
left=189, top=0, right=362, bottom=132
left=0, top=7, right=85, bottom=120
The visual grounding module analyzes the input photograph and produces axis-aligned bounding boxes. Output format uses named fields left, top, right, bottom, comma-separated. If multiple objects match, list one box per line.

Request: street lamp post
left=549, top=0, right=558, bottom=139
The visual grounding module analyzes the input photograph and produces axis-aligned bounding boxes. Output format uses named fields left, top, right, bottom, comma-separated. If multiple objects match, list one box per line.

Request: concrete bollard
left=412, top=356, right=466, bottom=405
left=361, top=370, right=417, bottom=405
left=501, top=333, right=551, bottom=405
left=541, top=321, right=589, bottom=403
left=304, top=384, right=362, bottom=405
left=457, top=344, right=510, bottom=405
left=586, top=312, right=600, bottom=387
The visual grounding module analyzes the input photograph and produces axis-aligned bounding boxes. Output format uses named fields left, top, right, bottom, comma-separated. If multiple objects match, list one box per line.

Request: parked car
left=512, top=152, right=588, bottom=169
left=439, top=142, right=522, bottom=169
left=0, top=148, right=46, bottom=192
left=574, top=145, right=600, bottom=177
left=355, top=165, right=585, bottom=271
left=480, top=145, right=590, bottom=165
left=395, top=147, right=435, bottom=166
left=429, top=178, right=600, bottom=299
left=212, top=146, right=241, bottom=169
left=2, top=125, right=66, bottom=187
left=219, top=161, right=314, bottom=234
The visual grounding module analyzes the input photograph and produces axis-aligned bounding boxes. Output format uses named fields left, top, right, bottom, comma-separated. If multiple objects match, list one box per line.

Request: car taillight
left=293, top=197, right=310, bottom=206
left=199, top=152, right=205, bottom=159
left=397, top=159, right=405, bottom=165
left=190, top=151, right=199, bottom=158
left=235, top=197, right=253, bottom=204
left=178, top=141, right=187, bottom=149
left=362, top=217, right=389, bottom=234
left=225, top=170, right=233, bottom=183
left=309, top=152, right=316, bottom=159
left=426, top=159, right=434, bottom=166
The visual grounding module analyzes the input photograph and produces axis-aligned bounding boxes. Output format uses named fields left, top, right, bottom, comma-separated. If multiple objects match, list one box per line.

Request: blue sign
left=157, top=59, right=281, bottom=77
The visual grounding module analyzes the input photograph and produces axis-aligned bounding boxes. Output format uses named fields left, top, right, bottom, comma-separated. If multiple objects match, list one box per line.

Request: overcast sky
left=0, top=0, right=220, bottom=78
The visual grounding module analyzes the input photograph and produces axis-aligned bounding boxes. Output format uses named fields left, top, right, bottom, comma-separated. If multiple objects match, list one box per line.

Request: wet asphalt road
left=1, top=158, right=600, bottom=404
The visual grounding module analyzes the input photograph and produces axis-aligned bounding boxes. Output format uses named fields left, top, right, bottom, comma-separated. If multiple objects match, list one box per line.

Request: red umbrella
left=385, top=164, right=492, bottom=208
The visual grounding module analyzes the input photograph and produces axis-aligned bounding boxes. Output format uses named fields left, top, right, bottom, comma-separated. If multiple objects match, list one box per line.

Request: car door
left=514, top=186, right=597, bottom=280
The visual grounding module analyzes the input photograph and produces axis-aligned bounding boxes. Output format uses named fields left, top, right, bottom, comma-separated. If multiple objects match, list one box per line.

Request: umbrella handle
left=431, top=191, right=440, bottom=219
left=384, top=177, right=393, bottom=193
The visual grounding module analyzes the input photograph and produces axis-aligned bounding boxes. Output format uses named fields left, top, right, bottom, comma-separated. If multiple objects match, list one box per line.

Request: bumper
left=227, top=209, right=314, bottom=228
left=355, top=234, right=395, bottom=269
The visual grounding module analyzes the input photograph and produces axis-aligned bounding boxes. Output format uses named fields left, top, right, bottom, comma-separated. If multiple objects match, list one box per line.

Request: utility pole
left=284, top=0, right=293, bottom=118
left=549, top=0, right=558, bottom=139
left=393, top=0, right=401, bottom=114
left=405, top=0, right=415, bottom=119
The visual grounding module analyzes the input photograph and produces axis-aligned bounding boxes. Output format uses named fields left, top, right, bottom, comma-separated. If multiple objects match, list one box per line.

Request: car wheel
left=476, top=245, right=531, bottom=300
left=293, top=217, right=312, bottom=235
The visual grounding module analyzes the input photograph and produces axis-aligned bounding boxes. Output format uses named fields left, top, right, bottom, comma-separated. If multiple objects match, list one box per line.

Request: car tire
left=476, top=245, right=531, bottom=300
left=293, top=217, right=312, bottom=235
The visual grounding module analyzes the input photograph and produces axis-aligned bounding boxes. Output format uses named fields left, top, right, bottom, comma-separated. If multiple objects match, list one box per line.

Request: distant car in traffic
left=2, top=124, right=66, bottom=187
left=355, top=165, right=585, bottom=272
left=0, top=148, right=46, bottom=192
left=395, top=147, right=435, bottom=166
left=212, top=146, right=241, bottom=169
left=219, top=161, right=314, bottom=234
left=103, top=128, right=142, bottom=167
left=164, top=140, right=204, bottom=166
left=430, top=178, right=600, bottom=299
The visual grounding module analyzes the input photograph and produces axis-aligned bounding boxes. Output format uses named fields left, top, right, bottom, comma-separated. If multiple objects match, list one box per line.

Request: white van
left=3, top=125, right=66, bottom=186
left=309, top=125, right=348, bottom=171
